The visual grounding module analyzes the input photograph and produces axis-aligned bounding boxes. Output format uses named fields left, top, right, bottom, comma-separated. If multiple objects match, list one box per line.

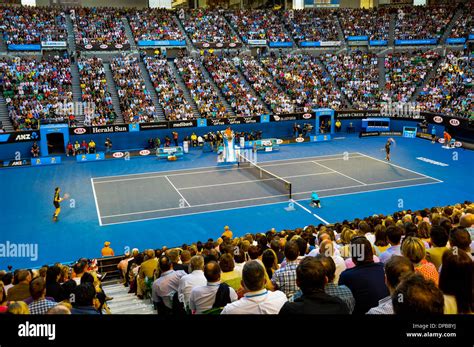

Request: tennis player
left=310, top=191, right=321, bottom=208
left=385, top=139, right=393, bottom=161
left=53, top=187, right=66, bottom=222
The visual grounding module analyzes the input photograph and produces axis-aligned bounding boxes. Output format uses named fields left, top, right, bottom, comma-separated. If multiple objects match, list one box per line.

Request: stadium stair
left=168, top=60, right=201, bottom=118
left=138, top=61, right=166, bottom=122
left=66, top=14, right=77, bottom=53
left=335, top=15, right=348, bottom=49
left=122, top=18, right=138, bottom=51
left=103, top=62, right=125, bottom=124
left=70, top=63, right=84, bottom=124
left=173, top=15, right=195, bottom=50
left=0, top=34, right=8, bottom=53
left=0, top=94, right=14, bottom=132
left=316, top=58, right=352, bottom=108
left=388, top=13, right=395, bottom=47
left=439, top=6, right=464, bottom=45
left=199, top=60, right=236, bottom=117
left=232, top=59, right=271, bottom=114
left=410, top=53, right=443, bottom=103
left=102, top=282, right=155, bottom=314
left=222, top=15, right=245, bottom=47
left=378, top=55, right=386, bottom=93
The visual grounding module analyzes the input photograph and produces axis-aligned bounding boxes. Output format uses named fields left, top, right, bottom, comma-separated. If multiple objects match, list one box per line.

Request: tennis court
left=91, top=152, right=442, bottom=226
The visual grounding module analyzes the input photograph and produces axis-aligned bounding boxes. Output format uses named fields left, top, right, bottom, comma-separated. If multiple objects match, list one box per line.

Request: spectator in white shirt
left=221, top=260, right=287, bottom=314
left=152, top=255, right=186, bottom=314
left=178, top=255, right=206, bottom=311
left=189, top=261, right=238, bottom=314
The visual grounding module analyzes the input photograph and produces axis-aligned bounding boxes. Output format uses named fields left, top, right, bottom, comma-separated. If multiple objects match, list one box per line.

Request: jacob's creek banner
left=395, top=39, right=437, bottom=45
left=359, top=131, right=403, bottom=137
left=300, top=41, right=341, bottom=47
left=137, top=40, right=186, bottom=47
left=41, top=41, right=67, bottom=49
left=8, top=44, right=42, bottom=51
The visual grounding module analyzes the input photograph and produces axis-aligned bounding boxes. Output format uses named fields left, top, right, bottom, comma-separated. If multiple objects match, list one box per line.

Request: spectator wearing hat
left=101, top=242, right=114, bottom=257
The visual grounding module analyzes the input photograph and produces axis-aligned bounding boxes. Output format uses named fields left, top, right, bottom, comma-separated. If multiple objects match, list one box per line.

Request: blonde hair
left=8, top=301, right=30, bottom=314
left=401, top=236, right=426, bottom=264
left=340, top=228, right=356, bottom=244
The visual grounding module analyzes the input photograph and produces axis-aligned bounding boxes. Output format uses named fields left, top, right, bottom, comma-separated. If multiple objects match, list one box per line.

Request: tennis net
left=237, top=154, right=292, bottom=199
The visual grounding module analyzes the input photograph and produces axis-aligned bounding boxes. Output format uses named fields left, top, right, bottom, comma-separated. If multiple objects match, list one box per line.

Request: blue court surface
left=1, top=134, right=473, bottom=269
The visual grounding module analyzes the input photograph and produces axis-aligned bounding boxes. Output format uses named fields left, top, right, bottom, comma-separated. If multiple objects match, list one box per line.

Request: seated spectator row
left=226, top=10, right=291, bottom=43
left=418, top=50, right=473, bottom=119
left=72, top=7, right=128, bottom=48
left=0, top=56, right=72, bottom=130
left=338, top=8, right=391, bottom=41
left=384, top=50, right=440, bottom=103
left=261, top=53, right=342, bottom=111
left=239, top=56, right=295, bottom=114
left=320, top=51, right=381, bottom=109
left=3, top=202, right=471, bottom=315
left=110, top=55, right=158, bottom=124
left=174, top=56, right=229, bottom=118
left=126, top=8, right=185, bottom=43
left=183, top=9, right=239, bottom=46
left=283, top=9, right=339, bottom=44
left=448, top=2, right=473, bottom=39
left=77, top=57, right=116, bottom=126
left=394, top=6, right=454, bottom=41
left=143, top=56, right=194, bottom=121
left=0, top=6, right=67, bottom=46
left=203, top=54, right=266, bottom=117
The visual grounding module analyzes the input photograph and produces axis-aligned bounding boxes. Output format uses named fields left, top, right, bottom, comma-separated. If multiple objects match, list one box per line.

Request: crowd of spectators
left=239, top=56, right=295, bottom=114
left=320, top=51, right=381, bottom=110
left=283, top=9, right=339, bottom=44
left=203, top=54, right=266, bottom=117
left=226, top=10, right=291, bottom=43
left=6, top=201, right=466, bottom=315
left=338, top=8, right=391, bottom=41
left=144, top=56, right=194, bottom=121
left=0, top=56, right=72, bottom=130
left=77, top=57, right=116, bottom=126
left=72, top=7, right=129, bottom=48
left=174, top=56, right=230, bottom=118
left=182, top=9, right=239, bottom=46
left=0, top=259, right=113, bottom=314
left=0, top=6, right=67, bottom=45
left=394, top=6, right=454, bottom=41
left=126, top=8, right=185, bottom=43
left=110, top=55, right=158, bottom=124
left=383, top=50, right=440, bottom=103
left=261, top=53, right=342, bottom=111
left=448, top=2, right=473, bottom=39
left=418, top=50, right=473, bottom=119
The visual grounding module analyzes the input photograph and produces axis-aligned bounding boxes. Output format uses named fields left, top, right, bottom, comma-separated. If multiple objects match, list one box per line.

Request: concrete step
left=70, top=62, right=83, bottom=122
left=122, top=17, right=138, bottom=51
left=439, top=6, right=464, bottom=45
left=388, top=13, right=395, bottom=47
left=0, top=94, right=14, bottom=132
left=199, top=60, right=236, bottom=117
left=378, top=55, right=386, bottom=93
left=103, top=62, right=125, bottom=124
left=66, top=14, right=77, bottom=52
left=168, top=60, right=200, bottom=118
left=138, top=61, right=166, bottom=121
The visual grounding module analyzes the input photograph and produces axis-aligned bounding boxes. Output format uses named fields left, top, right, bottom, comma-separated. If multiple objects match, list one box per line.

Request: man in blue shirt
left=310, top=191, right=321, bottom=208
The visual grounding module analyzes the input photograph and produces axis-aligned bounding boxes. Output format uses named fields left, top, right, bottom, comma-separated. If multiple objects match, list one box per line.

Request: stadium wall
left=0, top=119, right=431, bottom=160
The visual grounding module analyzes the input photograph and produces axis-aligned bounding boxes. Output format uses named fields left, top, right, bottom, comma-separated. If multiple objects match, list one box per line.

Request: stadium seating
left=283, top=9, right=339, bottom=44
left=126, top=8, right=185, bottom=43
left=338, top=8, right=391, bottom=41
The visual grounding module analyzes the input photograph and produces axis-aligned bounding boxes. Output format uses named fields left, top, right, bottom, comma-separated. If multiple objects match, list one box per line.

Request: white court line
left=100, top=176, right=436, bottom=220
left=100, top=179, right=442, bottom=227
left=356, top=152, right=443, bottom=183
left=178, top=171, right=333, bottom=191
left=92, top=152, right=362, bottom=182
left=165, top=176, right=191, bottom=207
left=90, top=178, right=103, bottom=226
left=312, top=160, right=367, bottom=186
left=291, top=199, right=330, bottom=225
